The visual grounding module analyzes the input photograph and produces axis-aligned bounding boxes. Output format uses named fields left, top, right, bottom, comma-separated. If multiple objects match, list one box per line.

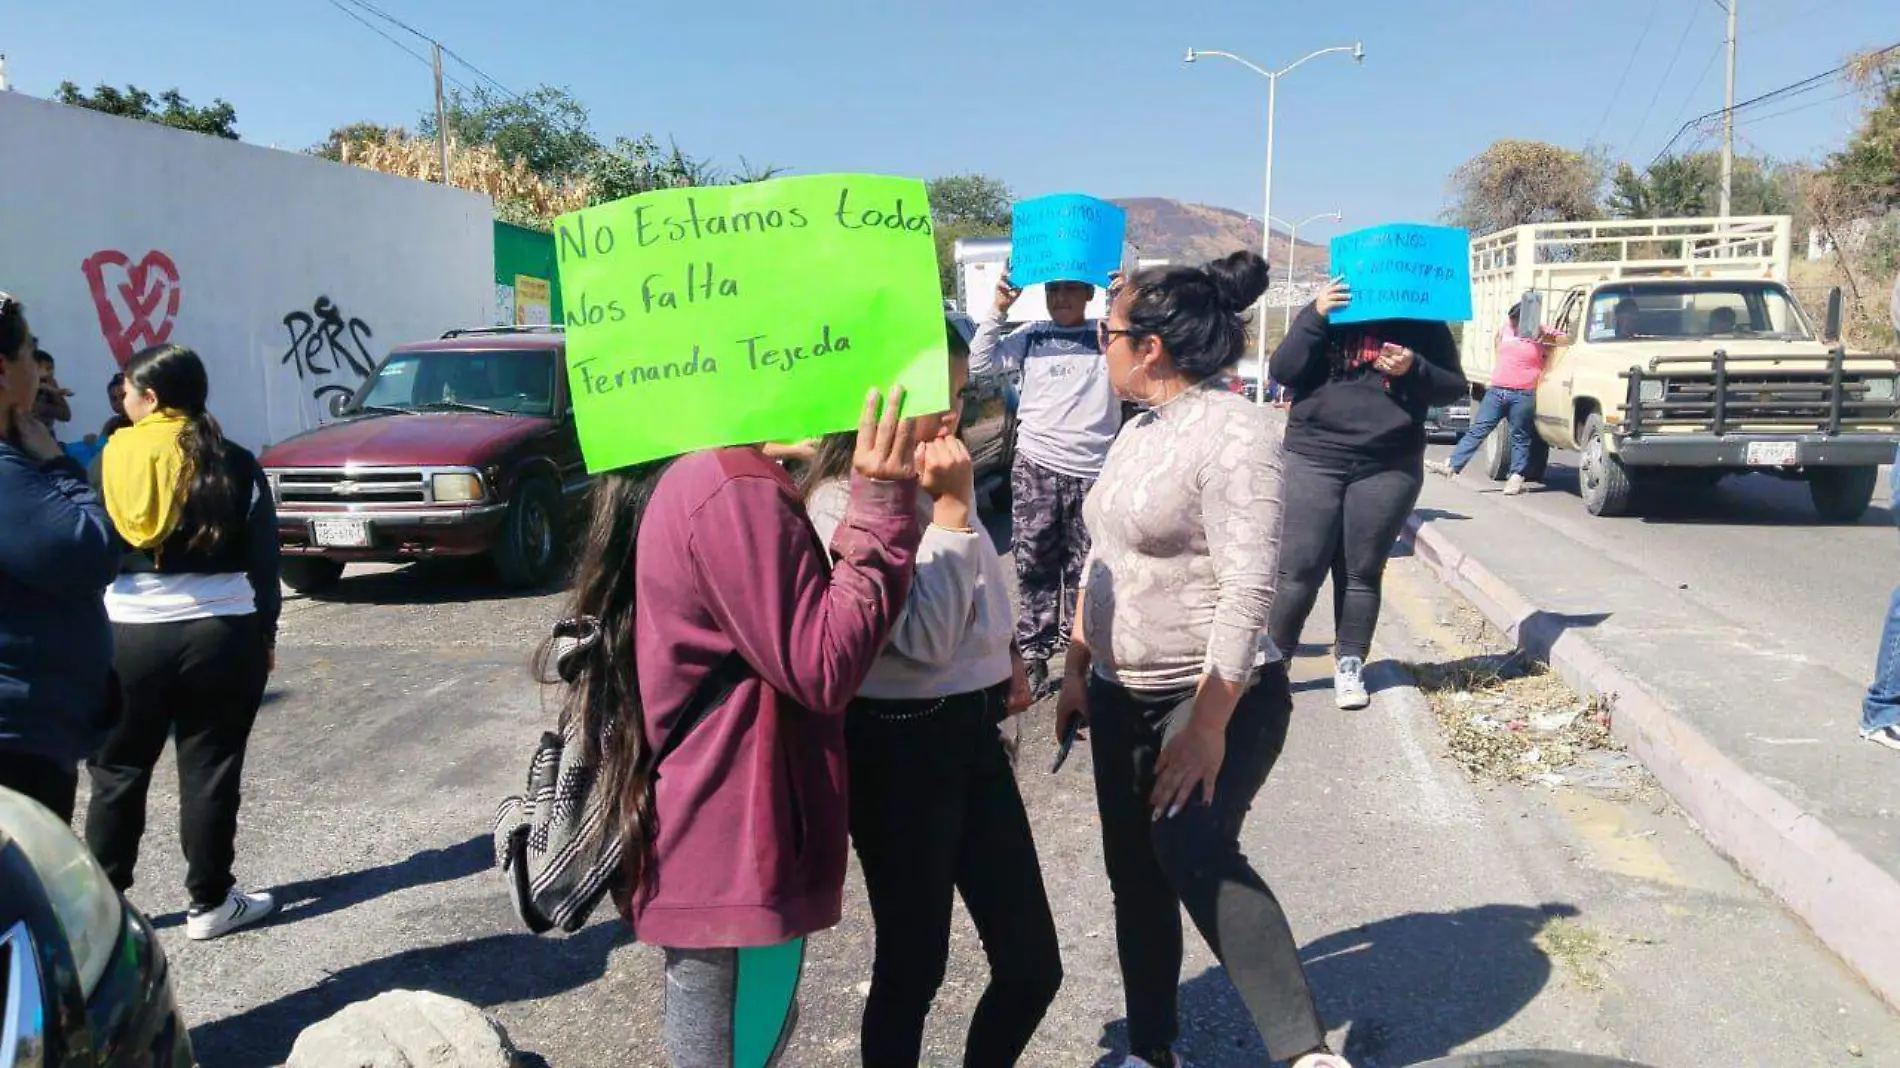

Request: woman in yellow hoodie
left=89, top=343, right=282, bottom=941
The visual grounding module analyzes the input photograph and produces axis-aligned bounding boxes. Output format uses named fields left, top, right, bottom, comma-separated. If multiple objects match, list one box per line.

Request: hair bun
left=1204, top=251, right=1270, bottom=315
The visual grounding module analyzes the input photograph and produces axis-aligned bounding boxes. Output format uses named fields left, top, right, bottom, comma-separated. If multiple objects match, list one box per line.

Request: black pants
left=1087, top=666, right=1325, bottom=1063
left=87, top=615, right=269, bottom=908
left=1269, top=448, right=1424, bottom=662
left=1010, top=455, right=1094, bottom=663
left=847, top=683, right=1063, bottom=1067
left=0, top=752, right=79, bottom=823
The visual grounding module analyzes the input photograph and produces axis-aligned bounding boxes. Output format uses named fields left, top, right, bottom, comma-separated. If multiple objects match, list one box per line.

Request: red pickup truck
left=258, top=326, right=586, bottom=592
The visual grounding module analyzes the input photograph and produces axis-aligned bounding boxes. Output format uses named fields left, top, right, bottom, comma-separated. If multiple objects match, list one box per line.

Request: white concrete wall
left=0, top=92, right=493, bottom=449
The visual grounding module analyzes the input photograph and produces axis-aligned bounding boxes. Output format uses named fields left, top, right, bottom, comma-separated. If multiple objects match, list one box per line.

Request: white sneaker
left=1426, top=459, right=1456, bottom=478
left=1335, top=657, right=1370, bottom=710
left=1864, top=724, right=1900, bottom=752
left=1120, top=1055, right=1193, bottom=1068
left=186, top=889, right=277, bottom=941
left=1503, top=473, right=1526, bottom=496
left=1292, top=1054, right=1355, bottom=1068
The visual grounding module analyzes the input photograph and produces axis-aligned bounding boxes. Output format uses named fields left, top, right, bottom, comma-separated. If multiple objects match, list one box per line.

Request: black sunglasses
left=1097, top=322, right=1144, bottom=349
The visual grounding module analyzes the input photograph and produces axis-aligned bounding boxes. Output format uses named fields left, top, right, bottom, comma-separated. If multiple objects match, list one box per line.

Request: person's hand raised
left=915, top=434, right=974, bottom=505
left=12, top=411, right=63, bottom=463
left=994, top=278, right=1023, bottom=318
left=1315, top=278, right=1353, bottom=319
left=852, top=386, right=917, bottom=483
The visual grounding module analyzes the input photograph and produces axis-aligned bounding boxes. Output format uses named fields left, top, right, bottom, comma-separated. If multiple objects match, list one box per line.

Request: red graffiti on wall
left=81, top=250, right=182, bottom=368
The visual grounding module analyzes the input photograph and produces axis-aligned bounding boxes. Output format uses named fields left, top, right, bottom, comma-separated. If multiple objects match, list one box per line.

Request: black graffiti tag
left=280, top=297, right=376, bottom=404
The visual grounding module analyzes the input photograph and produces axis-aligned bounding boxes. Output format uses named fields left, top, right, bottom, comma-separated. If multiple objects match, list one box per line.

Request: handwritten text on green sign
left=554, top=174, right=949, bottom=472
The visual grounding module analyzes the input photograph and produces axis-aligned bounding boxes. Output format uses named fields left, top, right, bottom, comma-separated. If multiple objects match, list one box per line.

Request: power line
left=325, top=0, right=594, bottom=143
left=325, top=0, right=472, bottom=93
left=324, top=0, right=429, bottom=69
left=1592, top=0, right=1662, bottom=147
left=1649, top=41, right=1899, bottom=164
left=1629, top=2, right=1705, bottom=153
left=1657, top=43, right=1725, bottom=157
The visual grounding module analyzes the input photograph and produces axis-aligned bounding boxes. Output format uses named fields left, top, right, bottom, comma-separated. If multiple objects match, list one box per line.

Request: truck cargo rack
left=1618, top=350, right=1900, bottom=437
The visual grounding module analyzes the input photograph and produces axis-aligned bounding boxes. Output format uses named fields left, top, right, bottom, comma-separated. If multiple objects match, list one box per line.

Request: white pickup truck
left=1461, top=215, right=1900, bottom=521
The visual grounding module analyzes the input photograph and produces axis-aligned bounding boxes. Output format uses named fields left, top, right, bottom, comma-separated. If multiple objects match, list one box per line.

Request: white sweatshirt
left=806, top=480, right=1013, bottom=700
left=969, top=313, right=1122, bottom=480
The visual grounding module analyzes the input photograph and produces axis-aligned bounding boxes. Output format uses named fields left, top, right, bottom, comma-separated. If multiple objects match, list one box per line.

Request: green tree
left=925, top=174, right=1014, bottom=301
left=420, top=84, right=600, bottom=182
left=1827, top=50, right=1900, bottom=211
left=1444, top=140, right=1607, bottom=233
left=311, top=121, right=403, bottom=161
left=927, top=174, right=1013, bottom=227
left=1605, top=153, right=1795, bottom=220
left=54, top=82, right=239, bottom=139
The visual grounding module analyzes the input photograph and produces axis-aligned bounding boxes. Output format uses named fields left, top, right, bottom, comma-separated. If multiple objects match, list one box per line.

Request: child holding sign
left=537, top=388, right=924, bottom=1068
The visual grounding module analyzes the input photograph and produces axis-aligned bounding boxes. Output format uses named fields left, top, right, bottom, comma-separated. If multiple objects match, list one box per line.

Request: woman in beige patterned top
left=1055, top=252, right=1347, bottom=1068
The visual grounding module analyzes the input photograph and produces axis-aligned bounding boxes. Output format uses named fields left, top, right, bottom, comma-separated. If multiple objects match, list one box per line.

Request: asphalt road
left=1422, top=438, right=1896, bottom=683
left=87, top=538, right=1899, bottom=1067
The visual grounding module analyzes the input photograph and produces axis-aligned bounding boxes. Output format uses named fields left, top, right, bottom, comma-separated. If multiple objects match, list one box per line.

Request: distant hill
left=1114, top=197, right=1329, bottom=277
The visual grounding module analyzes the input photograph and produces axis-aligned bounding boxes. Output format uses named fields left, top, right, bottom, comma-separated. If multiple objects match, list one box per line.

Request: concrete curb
left=1399, top=511, right=1900, bottom=1013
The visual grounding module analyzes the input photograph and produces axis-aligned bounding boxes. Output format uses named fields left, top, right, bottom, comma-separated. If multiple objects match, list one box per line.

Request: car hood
left=261, top=412, right=552, bottom=469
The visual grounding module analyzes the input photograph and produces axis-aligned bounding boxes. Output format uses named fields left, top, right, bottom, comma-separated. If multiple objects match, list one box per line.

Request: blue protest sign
left=1329, top=224, right=1473, bottom=324
left=1008, top=194, right=1126, bottom=288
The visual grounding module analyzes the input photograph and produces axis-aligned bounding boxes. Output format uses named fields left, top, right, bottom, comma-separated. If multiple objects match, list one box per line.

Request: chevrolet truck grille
left=1620, top=351, right=1900, bottom=435
left=275, top=469, right=429, bottom=506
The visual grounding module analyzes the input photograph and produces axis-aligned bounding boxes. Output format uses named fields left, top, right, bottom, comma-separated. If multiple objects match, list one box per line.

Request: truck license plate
left=311, top=517, right=371, bottom=547
left=1745, top=441, right=1799, bottom=467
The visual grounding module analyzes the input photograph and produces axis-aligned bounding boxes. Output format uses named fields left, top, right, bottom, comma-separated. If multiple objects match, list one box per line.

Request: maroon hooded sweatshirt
left=625, top=447, right=921, bottom=948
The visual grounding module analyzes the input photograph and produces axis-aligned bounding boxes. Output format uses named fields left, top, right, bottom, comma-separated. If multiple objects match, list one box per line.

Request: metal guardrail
left=1617, top=350, right=1900, bottom=436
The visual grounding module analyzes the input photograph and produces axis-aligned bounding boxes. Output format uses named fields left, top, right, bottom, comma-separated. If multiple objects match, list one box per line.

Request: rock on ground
left=286, top=990, right=517, bottom=1068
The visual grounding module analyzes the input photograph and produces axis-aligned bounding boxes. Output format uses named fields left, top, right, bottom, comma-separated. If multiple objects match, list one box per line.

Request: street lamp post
left=1186, top=42, right=1364, bottom=403
left=1270, top=211, right=1344, bottom=337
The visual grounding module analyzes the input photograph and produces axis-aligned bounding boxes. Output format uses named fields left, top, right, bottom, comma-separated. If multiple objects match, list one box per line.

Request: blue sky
left=5, top=0, right=1893, bottom=236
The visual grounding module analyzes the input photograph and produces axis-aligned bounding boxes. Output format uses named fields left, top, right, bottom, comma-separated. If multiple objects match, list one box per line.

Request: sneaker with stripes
left=186, top=889, right=277, bottom=941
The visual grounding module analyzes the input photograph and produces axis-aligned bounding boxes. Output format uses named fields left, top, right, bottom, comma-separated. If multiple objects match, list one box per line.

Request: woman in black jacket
left=0, top=292, right=120, bottom=820
left=1267, top=279, right=1467, bottom=711
left=88, top=343, right=282, bottom=941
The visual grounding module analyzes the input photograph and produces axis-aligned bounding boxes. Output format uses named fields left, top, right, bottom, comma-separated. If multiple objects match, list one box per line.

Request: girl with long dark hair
left=87, top=343, right=282, bottom=940
left=0, top=292, right=120, bottom=820
left=1267, top=280, right=1467, bottom=710
left=802, top=324, right=1058, bottom=1066
left=543, top=389, right=922, bottom=1068
left=1056, top=253, right=1349, bottom=1068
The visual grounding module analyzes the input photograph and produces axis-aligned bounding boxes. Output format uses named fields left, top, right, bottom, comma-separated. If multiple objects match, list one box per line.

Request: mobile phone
left=1050, top=717, right=1082, bottom=773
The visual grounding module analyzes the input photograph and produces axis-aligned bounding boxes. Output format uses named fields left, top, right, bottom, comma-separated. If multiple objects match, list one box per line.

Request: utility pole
left=1720, top=0, right=1738, bottom=217
left=432, top=42, right=450, bottom=185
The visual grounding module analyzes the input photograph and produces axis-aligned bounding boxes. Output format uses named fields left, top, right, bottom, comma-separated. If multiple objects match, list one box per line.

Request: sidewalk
left=1399, top=477, right=1900, bottom=1011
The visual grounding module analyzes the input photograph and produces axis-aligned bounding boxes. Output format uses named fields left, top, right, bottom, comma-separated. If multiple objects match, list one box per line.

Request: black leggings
left=87, top=615, right=268, bottom=908
left=847, top=683, right=1063, bottom=1067
left=1088, top=666, right=1326, bottom=1063
left=1269, top=449, right=1424, bottom=662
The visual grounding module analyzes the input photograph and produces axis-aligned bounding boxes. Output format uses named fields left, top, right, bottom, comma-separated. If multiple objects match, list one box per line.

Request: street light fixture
left=1269, top=210, right=1344, bottom=336
left=1185, top=41, right=1364, bottom=402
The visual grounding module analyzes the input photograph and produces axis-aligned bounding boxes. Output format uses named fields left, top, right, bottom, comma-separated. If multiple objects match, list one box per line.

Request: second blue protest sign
left=1008, top=194, right=1126, bottom=288
left=1329, top=224, right=1474, bottom=325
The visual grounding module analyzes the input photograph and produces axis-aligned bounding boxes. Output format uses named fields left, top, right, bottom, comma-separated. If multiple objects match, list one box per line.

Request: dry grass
left=339, top=133, right=591, bottom=223
left=1407, top=650, right=1618, bottom=785
left=1535, top=918, right=1610, bottom=991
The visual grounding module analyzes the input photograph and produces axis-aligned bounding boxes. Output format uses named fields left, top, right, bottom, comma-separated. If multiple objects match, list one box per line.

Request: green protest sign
left=553, top=173, right=950, bottom=472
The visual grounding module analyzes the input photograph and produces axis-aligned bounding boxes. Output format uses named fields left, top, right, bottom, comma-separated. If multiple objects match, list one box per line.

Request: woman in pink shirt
left=540, top=388, right=924, bottom=1068
left=1429, top=303, right=1553, bottom=495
